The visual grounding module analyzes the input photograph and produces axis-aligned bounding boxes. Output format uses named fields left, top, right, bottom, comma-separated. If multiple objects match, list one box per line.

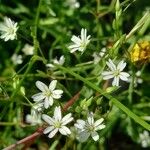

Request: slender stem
left=33, top=0, right=42, bottom=55
left=3, top=127, right=44, bottom=150
left=63, top=91, right=80, bottom=112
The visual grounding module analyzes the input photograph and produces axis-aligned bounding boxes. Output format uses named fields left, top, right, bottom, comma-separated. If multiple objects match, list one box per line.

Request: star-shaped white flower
left=46, top=55, right=65, bottom=69
left=26, top=108, right=42, bottom=126
left=74, top=112, right=105, bottom=142
left=32, top=80, right=63, bottom=109
left=68, top=28, right=91, bottom=53
left=92, top=47, right=107, bottom=64
left=11, top=54, right=23, bottom=65
left=139, top=130, right=150, bottom=148
left=102, top=59, right=130, bottom=86
left=42, top=106, right=73, bottom=138
left=22, top=44, right=34, bottom=55
left=0, top=17, right=18, bottom=41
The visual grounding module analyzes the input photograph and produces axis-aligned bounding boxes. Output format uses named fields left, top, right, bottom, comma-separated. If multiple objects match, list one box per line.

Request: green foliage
left=0, top=0, right=150, bottom=149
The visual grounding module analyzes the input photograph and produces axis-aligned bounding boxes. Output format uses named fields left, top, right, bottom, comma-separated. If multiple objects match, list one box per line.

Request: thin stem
left=33, top=0, right=42, bottom=55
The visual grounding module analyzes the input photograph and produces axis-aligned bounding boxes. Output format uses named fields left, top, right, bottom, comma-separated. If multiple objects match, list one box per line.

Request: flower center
left=54, top=121, right=61, bottom=128
left=114, top=69, right=120, bottom=76
left=44, top=90, right=51, bottom=97
left=86, top=124, right=95, bottom=132
left=8, top=27, right=15, bottom=35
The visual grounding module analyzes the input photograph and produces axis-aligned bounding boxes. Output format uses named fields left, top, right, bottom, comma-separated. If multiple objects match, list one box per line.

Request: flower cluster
left=139, top=130, right=150, bottom=148
left=24, top=78, right=106, bottom=141
left=1, top=13, right=143, bottom=146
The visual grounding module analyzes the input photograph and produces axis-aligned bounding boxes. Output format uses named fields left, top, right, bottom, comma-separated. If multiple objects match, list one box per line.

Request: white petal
left=48, top=96, right=54, bottom=106
left=71, top=35, right=81, bottom=44
left=112, top=76, right=119, bottom=86
left=59, top=126, right=71, bottom=135
left=106, top=59, right=116, bottom=71
left=48, top=128, right=58, bottom=138
left=42, top=114, right=54, bottom=125
left=74, top=119, right=85, bottom=129
left=26, top=115, right=32, bottom=124
left=68, top=44, right=80, bottom=49
left=36, top=81, right=48, bottom=92
left=117, top=60, right=126, bottom=71
left=102, top=71, right=114, bottom=76
left=53, top=89, right=63, bottom=95
left=46, top=63, right=54, bottom=68
left=120, top=72, right=130, bottom=81
left=91, top=131, right=99, bottom=141
left=95, top=124, right=106, bottom=130
left=94, top=118, right=104, bottom=127
left=87, top=113, right=94, bottom=125
left=78, top=131, right=90, bottom=142
left=102, top=71, right=114, bottom=80
left=62, top=113, right=73, bottom=125
left=59, top=55, right=65, bottom=65
left=54, top=106, right=62, bottom=121
left=81, top=28, right=85, bottom=41
left=70, top=47, right=79, bottom=53
left=43, top=126, right=55, bottom=134
left=44, top=97, right=50, bottom=109
left=32, top=93, right=45, bottom=102
left=49, top=80, right=57, bottom=91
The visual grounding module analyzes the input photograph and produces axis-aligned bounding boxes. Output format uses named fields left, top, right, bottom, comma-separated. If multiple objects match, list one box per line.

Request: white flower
left=0, top=17, right=18, bottom=41
left=139, top=130, right=150, bottom=148
left=26, top=108, right=42, bottom=125
left=46, top=55, right=65, bottom=69
left=32, top=80, right=63, bottom=109
left=11, top=54, right=23, bottom=65
left=74, top=112, right=105, bottom=142
left=65, top=0, right=80, bottom=9
left=102, top=59, right=130, bottom=86
left=93, top=47, right=107, bottom=64
left=33, top=102, right=44, bottom=112
left=68, top=28, right=91, bottom=53
left=22, top=44, right=34, bottom=55
left=128, top=71, right=143, bottom=87
left=42, top=106, right=73, bottom=138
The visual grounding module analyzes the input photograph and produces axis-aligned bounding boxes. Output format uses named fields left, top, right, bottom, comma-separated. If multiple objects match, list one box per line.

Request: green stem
left=33, top=0, right=42, bottom=55
left=57, top=65, right=150, bottom=131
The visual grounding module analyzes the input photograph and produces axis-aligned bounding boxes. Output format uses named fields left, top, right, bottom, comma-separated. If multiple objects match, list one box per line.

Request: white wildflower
left=22, top=44, right=34, bottom=55
left=65, top=0, right=80, bottom=9
left=139, top=130, right=150, bottom=148
left=11, top=54, right=23, bottom=65
left=26, top=108, right=42, bottom=126
left=32, top=80, right=63, bottom=109
left=93, top=47, right=106, bottom=64
left=74, top=112, right=105, bottom=142
left=0, top=17, right=18, bottom=41
left=68, top=28, right=91, bottom=53
left=33, top=102, right=44, bottom=112
left=128, top=71, right=143, bottom=87
left=42, top=106, right=73, bottom=138
left=46, top=55, right=65, bottom=69
left=102, top=59, right=130, bottom=86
